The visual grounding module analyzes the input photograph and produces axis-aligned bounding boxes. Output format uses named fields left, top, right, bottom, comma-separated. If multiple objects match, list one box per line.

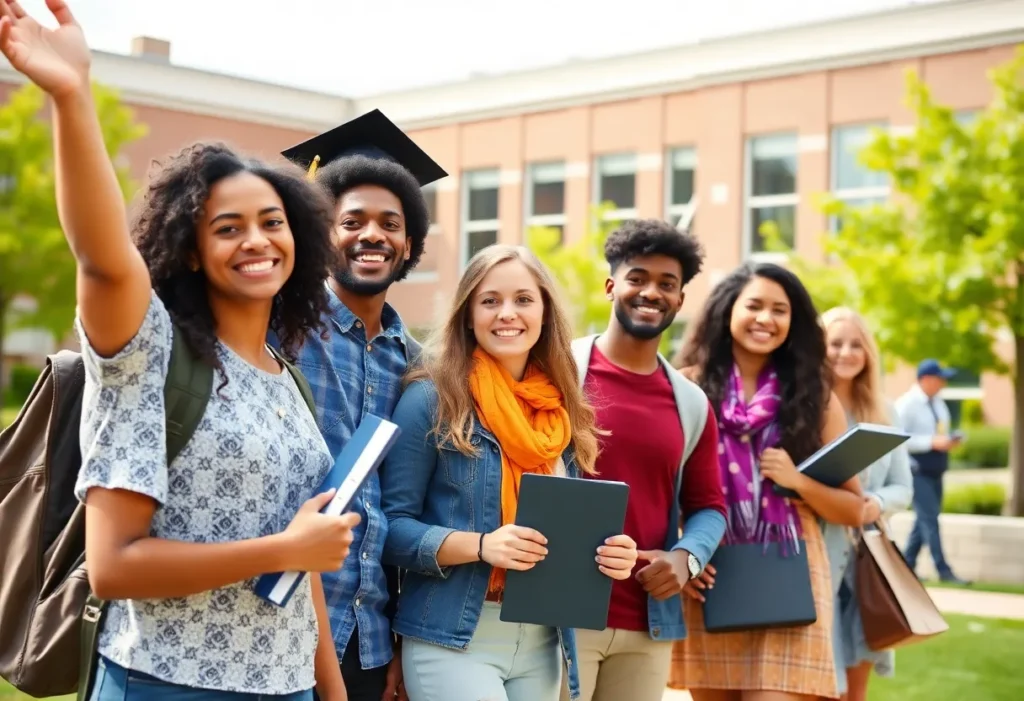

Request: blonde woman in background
left=820, top=307, right=913, bottom=701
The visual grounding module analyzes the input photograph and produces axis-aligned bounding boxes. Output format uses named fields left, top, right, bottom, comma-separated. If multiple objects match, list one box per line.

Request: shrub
left=950, top=426, right=1010, bottom=468
left=942, top=482, right=1006, bottom=516
left=3, top=364, right=41, bottom=408
left=959, top=398, right=985, bottom=427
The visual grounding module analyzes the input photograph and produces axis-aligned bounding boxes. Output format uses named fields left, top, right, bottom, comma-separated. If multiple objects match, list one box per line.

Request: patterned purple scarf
left=719, top=364, right=802, bottom=554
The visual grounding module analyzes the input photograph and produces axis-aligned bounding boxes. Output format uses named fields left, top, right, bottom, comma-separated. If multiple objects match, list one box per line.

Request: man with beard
left=566, top=219, right=727, bottom=701
left=276, top=110, right=447, bottom=701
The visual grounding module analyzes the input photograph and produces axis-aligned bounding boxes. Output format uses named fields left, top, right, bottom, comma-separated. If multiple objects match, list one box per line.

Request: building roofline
left=360, top=0, right=977, bottom=102
left=1, top=0, right=1020, bottom=131
left=354, top=0, right=1024, bottom=128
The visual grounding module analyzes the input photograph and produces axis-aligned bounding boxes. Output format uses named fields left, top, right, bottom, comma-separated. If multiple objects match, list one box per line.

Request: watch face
left=688, top=553, right=701, bottom=577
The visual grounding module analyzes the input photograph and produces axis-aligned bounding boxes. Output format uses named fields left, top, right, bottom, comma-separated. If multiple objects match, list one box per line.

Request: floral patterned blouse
left=74, top=292, right=332, bottom=694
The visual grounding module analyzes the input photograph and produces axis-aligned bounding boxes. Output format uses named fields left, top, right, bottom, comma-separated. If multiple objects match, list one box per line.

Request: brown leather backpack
left=0, top=331, right=316, bottom=699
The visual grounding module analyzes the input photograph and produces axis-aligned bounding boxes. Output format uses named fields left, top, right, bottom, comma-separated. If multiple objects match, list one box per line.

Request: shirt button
left=366, top=344, right=373, bottom=352
left=355, top=321, right=362, bottom=329
left=362, top=552, right=368, bottom=560
left=740, top=434, right=750, bottom=443
left=367, top=386, right=374, bottom=395
left=652, top=627, right=661, bottom=637
left=355, top=598, right=361, bottom=607
left=364, top=500, right=371, bottom=510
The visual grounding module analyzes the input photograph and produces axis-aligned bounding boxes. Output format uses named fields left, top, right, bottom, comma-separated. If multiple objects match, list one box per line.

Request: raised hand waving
left=0, top=0, right=90, bottom=98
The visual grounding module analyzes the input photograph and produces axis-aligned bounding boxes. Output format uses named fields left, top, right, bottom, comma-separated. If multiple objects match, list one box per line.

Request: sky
left=16, top=0, right=943, bottom=97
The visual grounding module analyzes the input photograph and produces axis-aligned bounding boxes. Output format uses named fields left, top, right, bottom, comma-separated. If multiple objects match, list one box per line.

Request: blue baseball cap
left=917, top=359, right=956, bottom=379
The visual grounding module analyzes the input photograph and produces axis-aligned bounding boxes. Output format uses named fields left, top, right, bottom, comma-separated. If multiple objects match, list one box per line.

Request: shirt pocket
left=438, top=435, right=483, bottom=486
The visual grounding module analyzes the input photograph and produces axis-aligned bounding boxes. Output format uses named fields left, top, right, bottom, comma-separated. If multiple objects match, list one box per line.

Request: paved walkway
left=658, top=588, right=1024, bottom=700
left=925, top=586, right=1024, bottom=619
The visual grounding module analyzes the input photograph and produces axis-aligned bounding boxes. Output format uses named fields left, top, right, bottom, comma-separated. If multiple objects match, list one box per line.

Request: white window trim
left=460, top=169, right=501, bottom=267
left=829, top=123, right=893, bottom=232
left=594, top=153, right=638, bottom=219
left=665, top=147, right=697, bottom=226
left=524, top=162, right=568, bottom=239
left=743, top=135, right=799, bottom=261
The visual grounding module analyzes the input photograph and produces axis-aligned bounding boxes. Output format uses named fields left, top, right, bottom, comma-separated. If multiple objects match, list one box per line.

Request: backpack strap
left=267, top=345, right=317, bottom=418
left=163, top=325, right=214, bottom=465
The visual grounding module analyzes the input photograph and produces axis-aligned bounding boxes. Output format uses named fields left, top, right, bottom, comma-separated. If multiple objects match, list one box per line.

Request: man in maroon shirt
left=565, top=219, right=727, bottom=701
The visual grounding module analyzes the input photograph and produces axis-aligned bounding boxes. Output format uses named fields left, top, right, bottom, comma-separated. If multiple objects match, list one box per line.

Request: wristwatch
left=686, top=552, right=702, bottom=580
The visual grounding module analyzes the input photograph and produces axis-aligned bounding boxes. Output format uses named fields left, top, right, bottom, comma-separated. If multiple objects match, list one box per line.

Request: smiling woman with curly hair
left=0, top=2, right=358, bottom=698
left=131, top=142, right=337, bottom=369
left=669, top=261, right=865, bottom=701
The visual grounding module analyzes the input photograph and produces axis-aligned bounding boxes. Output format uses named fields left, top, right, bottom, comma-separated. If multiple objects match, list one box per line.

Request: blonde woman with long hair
left=821, top=307, right=913, bottom=701
left=379, top=245, right=638, bottom=701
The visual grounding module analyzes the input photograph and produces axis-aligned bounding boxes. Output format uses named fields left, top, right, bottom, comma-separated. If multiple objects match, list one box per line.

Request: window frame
left=665, top=146, right=697, bottom=229
left=524, top=161, right=567, bottom=244
left=460, top=168, right=501, bottom=267
left=743, top=133, right=799, bottom=259
left=594, top=152, right=638, bottom=223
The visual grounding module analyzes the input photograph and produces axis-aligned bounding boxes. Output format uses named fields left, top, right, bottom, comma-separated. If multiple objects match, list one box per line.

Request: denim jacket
left=380, top=380, right=583, bottom=699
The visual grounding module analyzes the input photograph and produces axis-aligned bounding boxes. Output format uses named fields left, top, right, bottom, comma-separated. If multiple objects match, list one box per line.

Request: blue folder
left=254, top=413, right=401, bottom=607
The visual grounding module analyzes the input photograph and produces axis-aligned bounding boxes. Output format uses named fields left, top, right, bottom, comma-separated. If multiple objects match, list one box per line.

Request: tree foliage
left=0, top=82, right=146, bottom=390
left=769, top=49, right=1024, bottom=375
left=528, top=203, right=619, bottom=336
left=761, top=46, right=1024, bottom=512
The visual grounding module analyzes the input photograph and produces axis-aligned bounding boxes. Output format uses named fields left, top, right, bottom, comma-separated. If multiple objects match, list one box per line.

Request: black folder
left=500, top=473, right=629, bottom=631
left=702, top=541, right=817, bottom=632
left=773, top=422, right=910, bottom=499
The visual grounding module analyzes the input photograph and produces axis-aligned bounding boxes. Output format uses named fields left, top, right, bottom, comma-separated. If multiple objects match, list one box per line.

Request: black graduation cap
left=281, top=109, right=448, bottom=187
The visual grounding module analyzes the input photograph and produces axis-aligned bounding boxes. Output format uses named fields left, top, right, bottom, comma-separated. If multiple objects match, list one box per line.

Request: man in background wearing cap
left=277, top=110, right=448, bottom=701
left=895, top=359, right=970, bottom=585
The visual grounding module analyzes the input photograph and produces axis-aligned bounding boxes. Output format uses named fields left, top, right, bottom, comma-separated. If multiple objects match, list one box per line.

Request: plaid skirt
left=668, top=504, right=839, bottom=698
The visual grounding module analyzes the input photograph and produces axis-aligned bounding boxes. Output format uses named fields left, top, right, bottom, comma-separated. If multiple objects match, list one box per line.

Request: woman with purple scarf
left=669, top=262, right=866, bottom=701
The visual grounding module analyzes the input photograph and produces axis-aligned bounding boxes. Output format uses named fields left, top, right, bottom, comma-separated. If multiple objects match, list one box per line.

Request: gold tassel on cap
left=306, top=155, right=321, bottom=181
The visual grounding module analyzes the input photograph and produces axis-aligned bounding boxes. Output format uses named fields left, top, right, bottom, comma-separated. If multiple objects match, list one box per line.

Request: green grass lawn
left=2, top=615, right=1022, bottom=700
left=871, top=614, right=1024, bottom=700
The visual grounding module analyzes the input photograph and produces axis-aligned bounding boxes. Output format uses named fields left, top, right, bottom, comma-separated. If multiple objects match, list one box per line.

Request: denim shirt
left=270, top=283, right=416, bottom=670
left=379, top=380, right=583, bottom=700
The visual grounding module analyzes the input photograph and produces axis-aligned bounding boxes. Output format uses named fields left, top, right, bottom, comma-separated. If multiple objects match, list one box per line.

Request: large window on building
left=745, top=133, right=798, bottom=254
left=461, top=169, right=499, bottom=265
left=595, top=153, right=637, bottom=222
left=830, top=123, right=889, bottom=231
left=525, top=161, right=566, bottom=244
left=666, top=147, right=696, bottom=229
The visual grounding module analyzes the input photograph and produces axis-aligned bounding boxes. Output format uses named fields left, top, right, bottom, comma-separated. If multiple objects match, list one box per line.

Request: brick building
left=2, top=0, right=1022, bottom=421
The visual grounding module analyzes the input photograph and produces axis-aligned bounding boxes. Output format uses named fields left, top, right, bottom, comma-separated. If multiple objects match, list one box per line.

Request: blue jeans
left=89, top=657, right=314, bottom=701
left=904, top=471, right=952, bottom=577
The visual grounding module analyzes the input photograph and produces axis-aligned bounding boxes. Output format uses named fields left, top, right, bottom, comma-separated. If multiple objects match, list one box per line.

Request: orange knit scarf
left=468, top=347, right=572, bottom=597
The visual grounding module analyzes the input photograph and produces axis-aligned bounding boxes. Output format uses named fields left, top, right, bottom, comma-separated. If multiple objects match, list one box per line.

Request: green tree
left=762, top=46, right=1024, bottom=514
left=528, top=203, right=617, bottom=337
left=0, top=82, right=146, bottom=397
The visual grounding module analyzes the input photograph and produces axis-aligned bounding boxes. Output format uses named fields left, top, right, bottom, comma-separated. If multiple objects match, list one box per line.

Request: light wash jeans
left=89, top=656, right=314, bottom=701
left=402, top=601, right=562, bottom=701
